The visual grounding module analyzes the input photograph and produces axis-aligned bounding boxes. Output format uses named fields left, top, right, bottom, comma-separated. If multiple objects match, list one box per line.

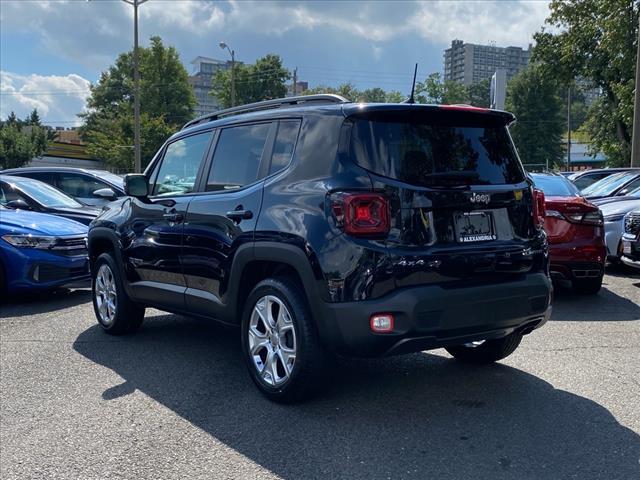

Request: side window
left=206, top=123, right=271, bottom=191
left=22, top=171, right=52, bottom=184
left=621, top=177, right=640, bottom=193
left=57, top=173, right=109, bottom=197
left=269, top=120, right=301, bottom=175
left=152, top=131, right=212, bottom=196
left=0, top=183, right=21, bottom=204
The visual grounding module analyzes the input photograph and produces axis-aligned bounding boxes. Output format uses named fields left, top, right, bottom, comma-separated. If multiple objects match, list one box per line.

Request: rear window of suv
left=349, top=115, right=525, bottom=186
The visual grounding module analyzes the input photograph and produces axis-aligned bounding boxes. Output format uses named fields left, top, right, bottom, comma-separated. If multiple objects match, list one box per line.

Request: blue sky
left=0, top=0, right=550, bottom=126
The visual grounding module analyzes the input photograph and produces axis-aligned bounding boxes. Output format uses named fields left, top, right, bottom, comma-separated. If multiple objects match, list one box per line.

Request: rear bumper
left=604, top=220, right=623, bottom=259
left=621, top=255, right=640, bottom=269
left=548, top=242, right=606, bottom=280
left=316, top=273, right=552, bottom=357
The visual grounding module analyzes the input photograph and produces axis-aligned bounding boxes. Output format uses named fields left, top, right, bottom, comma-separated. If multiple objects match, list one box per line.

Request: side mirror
left=124, top=174, right=149, bottom=198
left=5, top=199, right=31, bottom=210
left=617, top=189, right=628, bottom=196
left=93, top=187, right=117, bottom=201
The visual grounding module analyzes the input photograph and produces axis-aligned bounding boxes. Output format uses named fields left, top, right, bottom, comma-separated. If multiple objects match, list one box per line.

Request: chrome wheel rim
left=248, top=295, right=297, bottom=386
left=95, top=264, right=117, bottom=325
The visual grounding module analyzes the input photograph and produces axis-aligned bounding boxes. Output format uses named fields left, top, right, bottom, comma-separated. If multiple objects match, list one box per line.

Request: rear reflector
left=370, top=313, right=394, bottom=333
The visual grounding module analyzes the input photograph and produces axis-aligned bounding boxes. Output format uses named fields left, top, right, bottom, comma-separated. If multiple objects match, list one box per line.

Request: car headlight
left=603, top=214, right=625, bottom=222
left=1, top=234, right=58, bottom=249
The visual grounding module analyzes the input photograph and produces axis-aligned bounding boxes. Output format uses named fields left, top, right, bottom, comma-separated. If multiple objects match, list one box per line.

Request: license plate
left=623, top=241, right=632, bottom=255
left=455, top=211, right=496, bottom=243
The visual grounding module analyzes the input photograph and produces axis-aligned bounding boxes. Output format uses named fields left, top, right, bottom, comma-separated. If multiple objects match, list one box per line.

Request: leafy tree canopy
left=533, top=0, right=639, bottom=166
left=302, top=83, right=407, bottom=103
left=506, top=65, right=565, bottom=169
left=81, top=36, right=195, bottom=170
left=0, top=110, right=49, bottom=169
left=211, top=54, right=290, bottom=109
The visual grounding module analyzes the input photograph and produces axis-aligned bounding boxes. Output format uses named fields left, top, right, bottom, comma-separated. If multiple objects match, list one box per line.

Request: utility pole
left=292, top=67, right=297, bottom=96
left=219, top=42, right=236, bottom=106
left=631, top=15, right=640, bottom=168
left=567, top=86, right=572, bottom=171
left=123, top=0, right=148, bottom=173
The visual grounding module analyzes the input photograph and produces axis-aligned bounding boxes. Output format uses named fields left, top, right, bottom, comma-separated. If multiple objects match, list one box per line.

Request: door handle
left=163, top=212, right=184, bottom=223
left=225, top=209, right=253, bottom=221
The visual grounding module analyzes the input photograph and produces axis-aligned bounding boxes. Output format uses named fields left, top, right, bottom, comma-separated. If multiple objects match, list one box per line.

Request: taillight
left=579, top=210, right=604, bottom=226
left=533, top=189, right=545, bottom=228
left=331, top=193, right=390, bottom=237
left=546, top=209, right=604, bottom=226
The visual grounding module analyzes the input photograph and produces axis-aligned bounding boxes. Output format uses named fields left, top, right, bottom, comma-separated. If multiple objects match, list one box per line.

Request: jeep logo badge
left=470, top=192, right=491, bottom=204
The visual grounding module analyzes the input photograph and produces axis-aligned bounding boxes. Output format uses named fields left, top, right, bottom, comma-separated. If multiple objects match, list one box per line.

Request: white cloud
left=1, top=1, right=550, bottom=65
left=0, top=71, right=91, bottom=126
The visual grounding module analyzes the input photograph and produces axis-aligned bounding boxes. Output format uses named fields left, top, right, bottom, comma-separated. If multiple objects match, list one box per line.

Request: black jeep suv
left=88, top=95, right=552, bottom=402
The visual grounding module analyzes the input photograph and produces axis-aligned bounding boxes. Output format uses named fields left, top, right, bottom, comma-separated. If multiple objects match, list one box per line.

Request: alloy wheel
left=95, top=264, right=117, bottom=325
left=248, top=295, right=297, bottom=386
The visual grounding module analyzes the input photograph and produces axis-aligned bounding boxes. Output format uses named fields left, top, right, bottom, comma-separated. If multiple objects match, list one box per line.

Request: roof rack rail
left=182, top=94, right=349, bottom=130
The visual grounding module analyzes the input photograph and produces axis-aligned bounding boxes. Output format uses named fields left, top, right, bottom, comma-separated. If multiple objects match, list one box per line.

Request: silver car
left=600, top=199, right=640, bottom=260
left=621, top=208, right=640, bottom=269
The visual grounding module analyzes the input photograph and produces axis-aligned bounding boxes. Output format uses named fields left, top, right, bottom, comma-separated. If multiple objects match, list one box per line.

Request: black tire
left=445, top=332, right=523, bottom=364
left=241, top=277, right=326, bottom=403
left=92, top=253, right=144, bottom=335
left=572, top=276, right=603, bottom=295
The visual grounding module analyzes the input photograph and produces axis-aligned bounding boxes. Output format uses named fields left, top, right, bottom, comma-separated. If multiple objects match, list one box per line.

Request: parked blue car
left=0, top=206, right=90, bottom=296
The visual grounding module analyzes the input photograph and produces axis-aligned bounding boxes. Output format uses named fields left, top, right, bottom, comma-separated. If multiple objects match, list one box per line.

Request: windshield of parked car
left=581, top=172, right=638, bottom=197
left=531, top=174, right=581, bottom=197
left=9, top=177, right=83, bottom=208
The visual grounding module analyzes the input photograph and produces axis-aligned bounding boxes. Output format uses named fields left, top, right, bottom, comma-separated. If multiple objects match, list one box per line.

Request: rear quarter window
left=350, top=117, right=525, bottom=186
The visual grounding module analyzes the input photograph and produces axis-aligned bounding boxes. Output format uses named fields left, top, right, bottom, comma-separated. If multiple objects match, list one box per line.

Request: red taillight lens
left=332, top=193, right=390, bottom=237
left=533, top=189, right=545, bottom=228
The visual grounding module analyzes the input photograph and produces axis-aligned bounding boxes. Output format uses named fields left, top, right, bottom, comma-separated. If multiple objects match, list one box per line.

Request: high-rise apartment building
left=444, top=39, right=531, bottom=86
left=188, top=56, right=237, bottom=117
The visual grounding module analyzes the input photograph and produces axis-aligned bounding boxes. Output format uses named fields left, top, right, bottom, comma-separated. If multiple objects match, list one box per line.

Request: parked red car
left=531, top=173, right=606, bottom=294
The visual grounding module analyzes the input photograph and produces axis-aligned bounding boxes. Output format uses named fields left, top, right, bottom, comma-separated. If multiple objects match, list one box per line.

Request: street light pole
left=123, top=0, right=148, bottom=173
left=219, top=42, right=236, bottom=107
left=631, top=14, right=640, bottom=168
left=567, top=86, right=572, bottom=171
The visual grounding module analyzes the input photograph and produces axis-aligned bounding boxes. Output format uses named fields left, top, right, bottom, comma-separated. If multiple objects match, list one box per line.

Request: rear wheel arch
left=228, top=242, right=324, bottom=325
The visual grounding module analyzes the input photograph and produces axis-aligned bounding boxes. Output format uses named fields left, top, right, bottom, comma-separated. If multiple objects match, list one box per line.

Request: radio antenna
left=404, top=63, right=418, bottom=104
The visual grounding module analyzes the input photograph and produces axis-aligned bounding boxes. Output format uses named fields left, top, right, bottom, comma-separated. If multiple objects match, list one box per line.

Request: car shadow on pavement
left=0, top=288, right=91, bottom=319
left=73, top=313, right=640, bottom=480
left=551, top=284, right=640, bottom=322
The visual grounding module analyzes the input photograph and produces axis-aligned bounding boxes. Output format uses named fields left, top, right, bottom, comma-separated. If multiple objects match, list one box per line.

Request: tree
left=301, top=82, right=361, bottom=101
left=360, top=87, right=387, bottom=102
left=26, top=109, right=41, bottom=126
left=467, top=79, right=491, bottom=108
left=533, top=0, right=639, bottom=166
left=385, top=90, right=405, bottom=103
left=415, top=73, right=468, bottom=105
left=211, top=54, right=290, bottom=109
left=506, top=65, right=565, bottom=169
left=0, top=111, right=49, bottom=169
left=81, top=36, right=195, bottom=171
left=302, top=84, right=407, bottom=103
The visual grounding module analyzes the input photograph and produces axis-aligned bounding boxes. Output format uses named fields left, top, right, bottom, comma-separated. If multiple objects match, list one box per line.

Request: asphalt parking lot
left=1, top=268, right=639, bottom=480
